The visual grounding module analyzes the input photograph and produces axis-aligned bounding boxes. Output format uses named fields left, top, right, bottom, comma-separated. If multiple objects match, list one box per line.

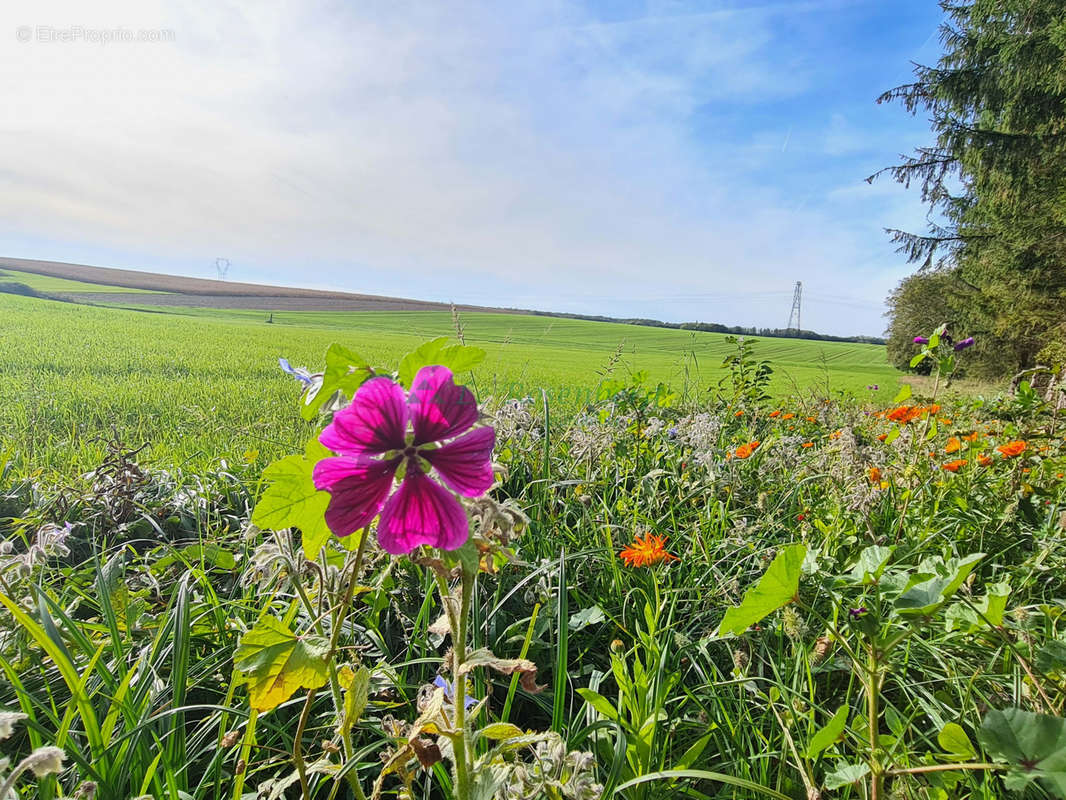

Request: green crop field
left=0, top=292, right=900, bottom=479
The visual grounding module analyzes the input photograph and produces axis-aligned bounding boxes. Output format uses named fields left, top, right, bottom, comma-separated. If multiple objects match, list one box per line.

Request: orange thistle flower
left=733, top=440, right=761, bottom=459
left=769, top=410, right=781, bottom=418
left=868, top=467, right=882, bottom=484
left=997, top=441, right=1027, bottom=459
left=620, top=533, right=679, bottom=567
left=977, top=453, right=993, bottom=467
left=944, top=437, right=961, bottom=454
left=942, top=459, right=967, bottom=473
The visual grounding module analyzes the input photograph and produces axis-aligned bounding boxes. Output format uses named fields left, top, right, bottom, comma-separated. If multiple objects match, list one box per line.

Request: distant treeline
left=530, top=310, right=886, bottom=345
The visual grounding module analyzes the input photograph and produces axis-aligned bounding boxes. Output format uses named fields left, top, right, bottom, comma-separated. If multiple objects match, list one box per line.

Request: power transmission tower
left=786, top=281, right=802, bottom=331
left=215, top=258, right=230, bottom=281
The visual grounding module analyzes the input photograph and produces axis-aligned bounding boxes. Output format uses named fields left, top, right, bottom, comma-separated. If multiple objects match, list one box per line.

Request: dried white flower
left=26, top=746, right=66, bottom=777
left=0, top=711, right=26, bottom=740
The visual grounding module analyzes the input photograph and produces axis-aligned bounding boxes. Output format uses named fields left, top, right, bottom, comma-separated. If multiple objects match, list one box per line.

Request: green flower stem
left=432, top=565, right=475, bottom=799
left=325, top=529, right=371, bottom=800
left=867, top=645, right=883, bottom=800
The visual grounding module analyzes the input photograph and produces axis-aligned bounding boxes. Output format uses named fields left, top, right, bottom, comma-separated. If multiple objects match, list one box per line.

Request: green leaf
left=337, top=665, right=370, bottom=737
left=675, top=732, right=714, bottom=769
left=885, top=427, right=901, bottom=444
left=397, top=337, right=486, bottom=388
left=568, top=605, right=606, bottom=631
left=479, top=722, right=525, bottom=741
left=234, top=616, right=330, bottom=712
left=925, top=417, right=939, bottom=440
left=979, top=708, right=1066, bottom=796
left=1037, top=641, right=1066, bottom=675
left=893, top=383, right=912, bottom=404
left=894, top=553, right=984, bottom=617
left=825, top=762, right=870, bottom=790
left=938, top=722, right=977, bottom=760
left=252, top=454, right=333, bottom=560
left=850, top=545, right=894, bottom=585
left=718, top=544, right=805, bottom=636
left=577, top=688, right=619, bottom=722
left=301, top=343, right=373, bottom=421
left=807, top=705, right=848, bottom=758
left=910, top=352, right=928, bottom=368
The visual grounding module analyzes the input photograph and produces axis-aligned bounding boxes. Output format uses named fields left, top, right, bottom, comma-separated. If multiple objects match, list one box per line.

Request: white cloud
left=0, top=0, right=934, bottom=334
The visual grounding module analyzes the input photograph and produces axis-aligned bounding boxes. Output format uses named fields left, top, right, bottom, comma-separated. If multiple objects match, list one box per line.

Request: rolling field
left=0, top=290, right=900, bottom=479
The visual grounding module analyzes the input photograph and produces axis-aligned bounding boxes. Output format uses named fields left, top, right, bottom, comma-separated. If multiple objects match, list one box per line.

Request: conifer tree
left=876, top=0, right=1066, bottom=374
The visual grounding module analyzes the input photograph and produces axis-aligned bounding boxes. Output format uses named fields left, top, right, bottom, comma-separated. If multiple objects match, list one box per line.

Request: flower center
left=403, top=445, right=418, bottom=460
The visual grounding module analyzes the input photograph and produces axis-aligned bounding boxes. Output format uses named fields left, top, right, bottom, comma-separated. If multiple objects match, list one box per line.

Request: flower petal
left=407, top=366, right=478, bottom=445
left=313, top=456, right=399, bottom=536
left=320, top=377, right=408, bottom=456
left=422, top=426, right=495, bottom=496
left=376, top=467, right=469, bottom=554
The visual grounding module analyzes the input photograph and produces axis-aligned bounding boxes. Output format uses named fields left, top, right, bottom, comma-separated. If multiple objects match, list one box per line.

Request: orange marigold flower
left=782, top=413, right=795, bottom=420
left=997, top=440, right=1027, bottom=459
left=876, top=433, right=888, bottom=442
left=769, top=410, right=782, bottom=418
left=942, top=459, right=967, bottom=473
left=939, top=417, right=952, bottom=425
left=733, top=440, right=761, bottom=459
left=868, top=467, right=882, bottom=484
left=977, top=453, right=993, bottom=467
left=801, top=442, right=814, bottom=448
left=944, top=437, right=961, bottom=454
left=806, top=416, right=816, bottom=422
left=962, top=431, right=980, bottom=442
left=734, top=410, right=744, bottom=417
left=620, top=533, right=679, bottom=567
left=886, top=405, right=912, bottom=423
left=829, top=430, right=842, bottom=440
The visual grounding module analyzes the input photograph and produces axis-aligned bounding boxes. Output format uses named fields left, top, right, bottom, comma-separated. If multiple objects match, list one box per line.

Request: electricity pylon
left=786, top=281, right=802, bottom=331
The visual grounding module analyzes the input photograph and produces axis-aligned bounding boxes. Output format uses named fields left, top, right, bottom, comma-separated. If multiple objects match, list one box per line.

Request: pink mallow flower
left=312, top=366, right=495, bottom=554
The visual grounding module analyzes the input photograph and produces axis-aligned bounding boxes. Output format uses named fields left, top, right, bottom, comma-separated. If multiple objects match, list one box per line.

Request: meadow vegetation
left=1, top=299, right=1065, bottom=800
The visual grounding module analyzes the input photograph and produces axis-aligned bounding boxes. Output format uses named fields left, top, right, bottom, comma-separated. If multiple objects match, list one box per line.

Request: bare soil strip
left=0, top=256, right=515, bottom=313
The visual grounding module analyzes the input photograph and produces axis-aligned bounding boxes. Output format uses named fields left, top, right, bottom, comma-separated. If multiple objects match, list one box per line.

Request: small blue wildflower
left=667, top=427, right=678, bottom=440
left=434, top=675, right=476, bottom=710
left=278, top=357, right=313, bottom=386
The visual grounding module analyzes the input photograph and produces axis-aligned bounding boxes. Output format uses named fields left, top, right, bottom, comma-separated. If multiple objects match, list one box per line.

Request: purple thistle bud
left=913, top=336, right=929, bottom=345
left=953, top=337, right=975, bottom=351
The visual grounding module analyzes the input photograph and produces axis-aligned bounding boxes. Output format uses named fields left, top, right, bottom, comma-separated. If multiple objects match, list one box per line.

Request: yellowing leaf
left=235, top=616, right=330, bottom=712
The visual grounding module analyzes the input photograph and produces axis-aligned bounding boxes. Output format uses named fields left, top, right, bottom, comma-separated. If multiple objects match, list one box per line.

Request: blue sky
left=0, top=0, right=945, bottom=335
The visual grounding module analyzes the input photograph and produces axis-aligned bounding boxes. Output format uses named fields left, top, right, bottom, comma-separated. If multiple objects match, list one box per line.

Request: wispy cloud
left=0, top=0, right=941, bottom=334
